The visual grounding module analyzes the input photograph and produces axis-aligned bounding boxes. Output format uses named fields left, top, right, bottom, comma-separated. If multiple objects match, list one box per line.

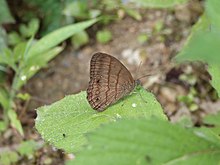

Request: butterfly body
left=87, top=52, right=136, bottom=111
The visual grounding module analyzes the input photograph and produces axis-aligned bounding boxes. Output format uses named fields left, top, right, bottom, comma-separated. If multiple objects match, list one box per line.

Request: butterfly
left=87, top=52, right=139, bottom=111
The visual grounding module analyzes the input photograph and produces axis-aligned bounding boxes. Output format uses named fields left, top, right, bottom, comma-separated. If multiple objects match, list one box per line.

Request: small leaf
left=96, top=30, right=112, bottom=44
left=8, top=109, right=23, bottom=135
left=204, top=112, right=220, bottom=126
left=28, top=18, right=40, bottom=35
left=202, top=112, right=220, bottom=136
left=8, top=31, right=23, bottom=46
left=0, top=48, right=17, bottom=70
left=16, top=46, right=63, bottom=89
left=0, top=120, right=7, bottom=132
left=13, top=42, right=27, bottom=62
left=205, top=0, right=220, bottom=29
left=71, top=30, right=89, bottom=49
left=19, top=18, right=40, bottom=38
left=0, top=27, right=7, bottom=52
left=73, top=118, right=220, bottom=165
left=16, top=93, right=31, bottom=101
left=208, top=64, right=220, bottom=97
left=63, top=1, right=89, bottom=19
left=124, top=8, right=142, bottom=21
left=28, top=19, right=97, bottom=59
left=89, top=9, right=101, bottom=19
left=129, top=0, right=188, bottom=8
left=0, top=65, right=7, bottom=72
left=154, top=20, right=164, bottom=33
left=0, top=151, right=19, bottom=165
left=137, top=34, right=148, bottom=44
left=193, top=112, right=220, bottom=147
left=17, top=140, right=43, bottom=157
left=35, top=86, right=166, bottom=153
left=0, top=0, right=15, bottom=24
left=0, top=87, right=9, bottom=110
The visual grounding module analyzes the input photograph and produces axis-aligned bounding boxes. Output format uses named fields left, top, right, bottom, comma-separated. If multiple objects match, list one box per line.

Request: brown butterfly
left=87, top=52, right=139, bottom=111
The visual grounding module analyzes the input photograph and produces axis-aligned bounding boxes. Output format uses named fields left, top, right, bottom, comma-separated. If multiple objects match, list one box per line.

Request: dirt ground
left=2, top=1, right=220, bottom=164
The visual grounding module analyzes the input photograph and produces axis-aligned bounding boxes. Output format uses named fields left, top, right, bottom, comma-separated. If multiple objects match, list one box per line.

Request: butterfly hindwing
left=87, top=52, right=135, bottom=111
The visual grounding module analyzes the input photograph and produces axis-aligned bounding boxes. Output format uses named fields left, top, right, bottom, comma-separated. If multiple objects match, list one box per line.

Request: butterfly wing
left=87, top=52, right=135, bottom=111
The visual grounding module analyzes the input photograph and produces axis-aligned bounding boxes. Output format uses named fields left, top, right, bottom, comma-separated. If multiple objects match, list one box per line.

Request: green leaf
left=0, top=151, right=19, bottom=165
left=0, top=120, right=7, bottom=132
left=63, top=1, right=89, bottom=19
left=154, top=20, right=164, bottom=33
left=16, top=93, right=31, bottom=101
left=0, top=69, right=6, bottom=84
left=0, top=87, right=9, bottom=110
left=89, top=9, right=101, bottom=19
left=194, top=112, right=220, bottom=146
left=137, top=34, right=149, bottom=44
left=175, top=27, right=220, bottom=66
left=175, top=15, right=220, bottom=98
left=23, top=0, right=64, bottom=35
left=208, top=64, right=220, bottom=97
left=96, top=30, right=112, bottom=44
left=0, top=65, right=7, bottom=72
left=130, top=0, right=188, bottom=8
left=13, top=42, right=27, bottom=62
left=72, top=118, right=220, bottom=165
left=8, top=109, right=23, bottom=136
left=0, top=27, right=7, bottom=53
left=202, top=112, right=220, bottom=136
left=71, top=30, right=89, bottom=49
left=19, top=18, right=40, bottom=38
left=28, top=19, right=97, bottom=59
left=124, top=8, right=142, bottom=21
left=0, top=48, right=17, bottom=70
left=205, top=0, right=220, bottom=29
left=204, top=112, right=220, bottom=126
left=35, top=86, right=166, bottom=153
left=17, top=140, right=43, bottom=157
left=0, top=0, right=15, bottom=24
left=8, top=31, right=24, bottom=46
left=15, top=46, right=63, bottom=89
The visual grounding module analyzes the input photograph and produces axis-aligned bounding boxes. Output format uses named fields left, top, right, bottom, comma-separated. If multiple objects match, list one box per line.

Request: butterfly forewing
left=87, top=52, right=136, bottom=111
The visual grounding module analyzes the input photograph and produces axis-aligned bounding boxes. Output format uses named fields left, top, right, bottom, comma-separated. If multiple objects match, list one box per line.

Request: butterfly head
left=135, top=79, right=141, bottom=86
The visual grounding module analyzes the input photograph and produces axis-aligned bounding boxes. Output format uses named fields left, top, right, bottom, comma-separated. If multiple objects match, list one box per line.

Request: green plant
left=0, top=140, right=43, bottom=165
left=70, top=116, right=220, bottom=165
left=71, top=30, right=89, bottom=49
left=137, top=33, right=149, bottom=44
left=9, top=0, right=184, bottom=49
left=129, top=0, right=189, bottom=8
left=35, top=86, right=166, bottom=153
left=35, top=86, right=220, bottom=164
left=0, top=19, right=97, bottom=134
left=8, top=18, right=40, bottom=46
left=178, top=87, right=199, bottom=111
left=21, top=0, right=142, bottom=36
left=175, top=0, right=220, bottom=97
left=96, top=29, right=112, bottom=44
left=0, top=0, right=14, bottom=24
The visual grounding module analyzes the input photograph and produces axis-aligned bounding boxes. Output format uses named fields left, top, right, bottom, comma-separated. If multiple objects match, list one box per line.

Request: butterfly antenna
left=134, top=61, right=142, bottom=78
left=137, top=74, right=153, bottom=80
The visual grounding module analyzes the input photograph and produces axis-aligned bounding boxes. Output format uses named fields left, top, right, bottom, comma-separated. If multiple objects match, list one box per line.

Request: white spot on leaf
left=132, top=103, right=137, bottom=108
left=116, top=113, right=121, bottom=119
left=21, top=75, right=27, bottom=81
left=30, top=65, right=39, bottom=71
